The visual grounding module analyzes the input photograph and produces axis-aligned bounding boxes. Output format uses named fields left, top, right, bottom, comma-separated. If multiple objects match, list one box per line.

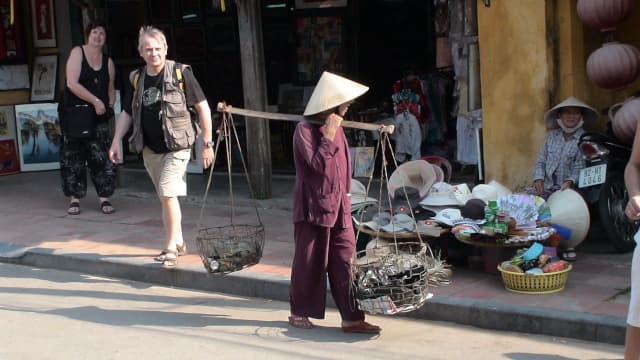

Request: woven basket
left=497, top=264, right=572, bottom=294
left=196, top=224, right=265, bottom=274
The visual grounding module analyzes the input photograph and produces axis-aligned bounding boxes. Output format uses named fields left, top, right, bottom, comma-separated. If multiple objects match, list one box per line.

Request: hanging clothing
left=456, top=111, right=481, bottom=165
left=393, top=112, right=422, bottom=162
left=392, top=78, right=429, bottom=124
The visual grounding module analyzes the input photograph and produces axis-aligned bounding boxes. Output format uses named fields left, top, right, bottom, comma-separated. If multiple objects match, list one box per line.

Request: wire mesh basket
left=352, top=242, right=437, bottom=315
left=196, top=224, right=265, bottom=274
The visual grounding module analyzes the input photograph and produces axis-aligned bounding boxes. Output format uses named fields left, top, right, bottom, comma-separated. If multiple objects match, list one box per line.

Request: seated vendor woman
left=529, top=96, right=598, bottom=261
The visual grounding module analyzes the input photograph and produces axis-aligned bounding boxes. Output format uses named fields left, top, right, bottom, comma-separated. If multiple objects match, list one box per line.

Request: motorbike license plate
left=579, top=164, right=607, bottom=188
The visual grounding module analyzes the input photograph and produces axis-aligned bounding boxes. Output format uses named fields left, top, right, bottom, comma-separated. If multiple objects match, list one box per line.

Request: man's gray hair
left=137, top=26, right=168, bottom=52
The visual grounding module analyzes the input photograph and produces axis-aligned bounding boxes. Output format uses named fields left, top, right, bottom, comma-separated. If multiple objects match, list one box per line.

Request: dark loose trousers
left=290, top=221, right=364, bottom=321
left=60, top=122, right=116, bottom=198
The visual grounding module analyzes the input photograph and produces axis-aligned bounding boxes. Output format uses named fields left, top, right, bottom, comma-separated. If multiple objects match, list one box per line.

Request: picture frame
left=0, top=64, right=29, bottom=90
left=30, top=54, right=57, bottom=102
left=30, top=0, right=56, bottom=48
left=14, top=102, right=61, bottom=171
left=296, top=16, right=345, bottom=83
left=0, top=0, right=26, bottom=61
left=352, top=147, right=374, bottom=178
left=295, top=0, right=348, bottom=9
left=0, top=139, right=20, bottom=175
left=0, top=105, right=17, bottom=140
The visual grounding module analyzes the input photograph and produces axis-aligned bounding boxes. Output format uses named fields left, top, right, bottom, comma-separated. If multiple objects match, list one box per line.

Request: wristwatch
left=204, top=140, right=214, bottom=148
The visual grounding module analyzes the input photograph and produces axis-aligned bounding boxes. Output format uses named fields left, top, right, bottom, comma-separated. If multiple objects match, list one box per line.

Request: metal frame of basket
left=352, top=242, right=442, bottom=315
left=497, top=264, right=572, bottom=294
left=196, top=224, right=265, bottom=274
left=194, top=111, right=265, bottom=274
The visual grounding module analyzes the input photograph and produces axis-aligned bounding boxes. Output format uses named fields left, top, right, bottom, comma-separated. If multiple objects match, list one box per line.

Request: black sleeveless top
left=67, top=46, right=110, bottom=107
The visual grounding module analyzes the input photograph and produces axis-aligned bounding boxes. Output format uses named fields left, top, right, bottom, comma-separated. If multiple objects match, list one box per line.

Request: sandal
left=342, top=321, right=381, bottom=334
left=561, top=248, right=577, bottom=262
left=162, top=250, right=178, bottom=268
left=288, top=315, right=314, bottom=329
left=154, top=243, right=187, bottom=262
left=100, top=200, right=115, bottom=214
left=67, top=201, right=80, bottom=215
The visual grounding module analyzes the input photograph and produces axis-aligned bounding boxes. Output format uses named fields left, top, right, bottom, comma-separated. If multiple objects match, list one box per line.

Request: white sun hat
left=451, top=183, right=473, bottom=205
left=471, top=184, right=498, bottom=203
left=420, top=182, right=461, bottom=206
left=303, top=71, right=369, bottom=116
left=350, top=178, right=376, bottom=211
left=546, top=189, right=590, bottom=250
left=544, top=96, right=599, bottom=129
left=430, top=208, right=463, bottom=227
left=387, top=160, right=436, bottom=199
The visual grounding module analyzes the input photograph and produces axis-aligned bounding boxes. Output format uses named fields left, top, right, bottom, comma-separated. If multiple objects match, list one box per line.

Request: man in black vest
left=108, top=26, right=214, bottom=268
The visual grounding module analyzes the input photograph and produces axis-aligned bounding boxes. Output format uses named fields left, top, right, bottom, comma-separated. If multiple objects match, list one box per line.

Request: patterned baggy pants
left=60, top=122, right=116, bottom=198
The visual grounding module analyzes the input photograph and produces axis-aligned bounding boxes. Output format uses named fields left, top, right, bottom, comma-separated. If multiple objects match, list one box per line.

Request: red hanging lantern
left=586, top=42, right=640, bottom=90
left=577, top=0, right=634, bottom=32
left=612, top=98, right=640, bottom=144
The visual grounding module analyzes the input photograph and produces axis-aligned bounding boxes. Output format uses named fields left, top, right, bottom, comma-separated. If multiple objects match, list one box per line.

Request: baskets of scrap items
left=196, top=224, right=265, bottom=274
left=352, top=241, right=449, bottom=315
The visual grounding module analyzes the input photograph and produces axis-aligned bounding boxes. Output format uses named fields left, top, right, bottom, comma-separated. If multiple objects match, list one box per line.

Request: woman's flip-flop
left=342, top=321, right=381, bottom=334
left=288, top=315, right=314, bottom=329
left=100, top=200, right=115, bottom=214
left=67, top=201, right=80, bottom=215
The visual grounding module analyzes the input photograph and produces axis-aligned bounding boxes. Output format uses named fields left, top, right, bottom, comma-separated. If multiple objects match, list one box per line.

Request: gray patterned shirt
left=533, top=128, right=585, bottom=191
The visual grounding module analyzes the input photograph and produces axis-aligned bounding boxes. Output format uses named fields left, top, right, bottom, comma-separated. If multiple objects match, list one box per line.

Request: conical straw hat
left=546, top=189, right=590, bottom=249
left=544, top=96, right=599, bottom=129
left=303, top=71, right=369, bottom=116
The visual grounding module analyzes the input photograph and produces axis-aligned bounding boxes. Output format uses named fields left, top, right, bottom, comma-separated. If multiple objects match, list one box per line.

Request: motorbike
left=578, top=116, right=638, bottom=253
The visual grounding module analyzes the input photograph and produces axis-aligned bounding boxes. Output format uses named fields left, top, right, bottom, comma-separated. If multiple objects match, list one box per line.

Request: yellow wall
left=477, top=0, right=551, bottom=190
left=478, top=0, right=640, bottom=190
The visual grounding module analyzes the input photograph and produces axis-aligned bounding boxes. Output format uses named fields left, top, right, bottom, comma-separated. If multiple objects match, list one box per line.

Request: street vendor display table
left=454, top=233, right=533, bottom=274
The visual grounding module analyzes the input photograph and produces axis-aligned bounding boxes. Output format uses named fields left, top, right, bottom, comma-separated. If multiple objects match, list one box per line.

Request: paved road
left=0, top=263, right=623, bottom=360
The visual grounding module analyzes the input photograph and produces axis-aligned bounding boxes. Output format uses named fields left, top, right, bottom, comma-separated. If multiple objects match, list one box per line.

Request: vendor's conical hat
left=544, top=96, right=599, bottom=129
left=546, top=189, right=590, bottom=249
left=303, top=71, right=369, bottom=116
left=388, top=160, right=436, bottom=199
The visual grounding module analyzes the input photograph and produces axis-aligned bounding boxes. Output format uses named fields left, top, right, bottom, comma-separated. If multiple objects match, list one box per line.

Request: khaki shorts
left=143, top=147, right=191, bottom=197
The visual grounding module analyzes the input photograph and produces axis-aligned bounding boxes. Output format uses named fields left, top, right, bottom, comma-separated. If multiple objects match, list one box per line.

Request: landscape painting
left=14, top=103, right=61, bottom=171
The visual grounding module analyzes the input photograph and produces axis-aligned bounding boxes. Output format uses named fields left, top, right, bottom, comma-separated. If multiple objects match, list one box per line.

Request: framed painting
left=0, top=139, right=19, bottom=175
left=296, top=16, right=344, bottom=83
left=0, top=105, right=16, bottom=140
left=14, top=103, right=61, bottom=171
left=0, top=0, right=26, bottom=60
left=0, top=64, right=29, bottom=89
left=30, top=54, right=57, bottom=101
left=30, top=0, right=56, bottom=48
left=295, top=0, right=348, bottom=9
left=352, top=147, right=374, bottom=178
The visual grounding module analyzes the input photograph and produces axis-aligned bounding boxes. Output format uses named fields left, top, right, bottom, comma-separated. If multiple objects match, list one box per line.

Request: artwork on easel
left=14, top=103, right=61, bottom=171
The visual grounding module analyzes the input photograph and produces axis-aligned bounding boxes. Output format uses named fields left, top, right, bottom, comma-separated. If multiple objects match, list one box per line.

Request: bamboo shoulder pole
left=217, top=102, right=395, bottom=134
